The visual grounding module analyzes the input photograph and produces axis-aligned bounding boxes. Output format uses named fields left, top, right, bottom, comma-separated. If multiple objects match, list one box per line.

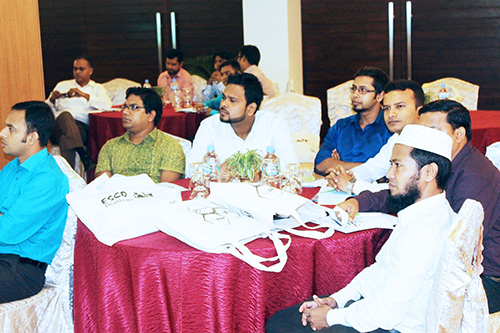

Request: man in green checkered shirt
left=96, top=87, right=185, bottom=183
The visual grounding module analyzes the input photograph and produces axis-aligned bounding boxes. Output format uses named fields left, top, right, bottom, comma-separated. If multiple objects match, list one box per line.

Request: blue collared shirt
left=0, top=149, right=69, bottom=264
left=315, top=110, right=392, bottom=166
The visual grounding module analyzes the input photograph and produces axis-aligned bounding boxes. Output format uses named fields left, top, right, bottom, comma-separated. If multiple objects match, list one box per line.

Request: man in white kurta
left=188, top=73, right=298, bottom=175
left=266, top=125, right=456, bottom=332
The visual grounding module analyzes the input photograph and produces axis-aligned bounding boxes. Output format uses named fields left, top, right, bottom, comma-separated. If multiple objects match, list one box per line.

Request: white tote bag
left=157, top=199, right=291, bottom=272
left=208, top=182, right=336, bottom=239
left=67, top=174, right=182, bottom=246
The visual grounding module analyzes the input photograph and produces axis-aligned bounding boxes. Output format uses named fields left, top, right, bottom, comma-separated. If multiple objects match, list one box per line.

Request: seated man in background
left=314, top=67, right=391, bottom=175
left=195, top=59, right=242, bottom=115
left=339, top=100, right=500, bottom=313
left=267, top=125, right=455, bottom=332
left=237, top=45, right=276, bottom=98
left=46, top=54, right=112, bottom=171
left=96, top=87, right=185, bottom=183
left=157, top=49, right=194, bottom=103
left=189, top=73, right=298, bottom=171
left=0, top=101, right=69, bottom=302
left=327, top=80, right=424, bottom=195
left=202, top=51, right=231, bottom=102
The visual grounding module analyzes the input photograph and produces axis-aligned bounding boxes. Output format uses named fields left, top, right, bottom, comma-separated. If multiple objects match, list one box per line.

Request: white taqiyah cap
left=395, top=124, right=453, bottom=161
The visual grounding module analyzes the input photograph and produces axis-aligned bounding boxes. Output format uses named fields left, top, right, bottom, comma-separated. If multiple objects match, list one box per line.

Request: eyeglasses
left=349, top=85, right=377, bottom=95
left=120, top=104, right=145, bottom=111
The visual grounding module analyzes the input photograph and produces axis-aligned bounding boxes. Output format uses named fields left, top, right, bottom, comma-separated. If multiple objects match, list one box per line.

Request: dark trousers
left=0, top=254, right=47, bottom=303
left=266, top=297, right=395, bottom=333
left=50, top=111, right=88, bottom=169
left=482, top=274, right=500, bottom=313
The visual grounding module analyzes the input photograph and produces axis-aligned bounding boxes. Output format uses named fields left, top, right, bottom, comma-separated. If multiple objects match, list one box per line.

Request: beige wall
left=0, top=0, right=45, bottom=168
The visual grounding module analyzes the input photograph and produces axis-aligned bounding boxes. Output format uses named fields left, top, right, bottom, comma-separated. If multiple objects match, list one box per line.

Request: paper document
left=331, top=212, right=397, bottom=233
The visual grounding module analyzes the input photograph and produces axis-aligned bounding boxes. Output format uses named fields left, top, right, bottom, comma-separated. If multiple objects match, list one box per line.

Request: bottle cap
left=266, top=146, right=275, bottom=153
left=207, top=145, right=215, bottom=152
left=145, top=79, right=149, bottom=83
left=441, top=84, right=446, bottom=88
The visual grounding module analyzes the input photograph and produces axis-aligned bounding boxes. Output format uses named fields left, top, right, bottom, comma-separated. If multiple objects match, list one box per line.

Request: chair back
left=192, top=75, right=208, bottom=103
left=327, top=80, right=354, bottom=126
left=260, top=92, right=321, bottom=163
left=426, top=199, right=489, bottom=332
left=102, top=78, right=141, bottom=105
left=422, top=77, right=480, bottom=111
left=168, top=133, right=192, bottom=173
left=485, top=141, right=500, bottom=171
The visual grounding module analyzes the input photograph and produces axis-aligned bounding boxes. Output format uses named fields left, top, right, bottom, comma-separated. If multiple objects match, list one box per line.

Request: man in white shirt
left=188, top=73, right=298, bottom=175
left=266, top=125, right=455, bottom=332
left=237, top=45, right=276, bottom=98
left=46, top=55, right=112, bottom=170
left=326, top=80, right=425, bottom=195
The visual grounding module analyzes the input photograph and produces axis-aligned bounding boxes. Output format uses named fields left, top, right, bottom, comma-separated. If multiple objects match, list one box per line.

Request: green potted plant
left=225, top=149, right=263, bottom=182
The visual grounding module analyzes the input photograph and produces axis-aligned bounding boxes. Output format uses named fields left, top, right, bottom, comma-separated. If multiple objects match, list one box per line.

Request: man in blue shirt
left=315, top=67, right=391, bottom=175
left=0, top=101, right=69, bottom=303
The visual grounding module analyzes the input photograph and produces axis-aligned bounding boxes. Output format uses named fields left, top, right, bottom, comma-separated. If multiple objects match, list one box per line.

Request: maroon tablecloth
left=74, top=183, right=391, bottom=332
left=470, top=110, right=500, bottom=154
left=88, top=105, right=206, bottom=162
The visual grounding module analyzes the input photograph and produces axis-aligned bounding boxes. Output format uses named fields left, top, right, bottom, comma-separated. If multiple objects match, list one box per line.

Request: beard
left=387, top=174, right=422, bottom=214
left=219, top=110, right=246, bottom=124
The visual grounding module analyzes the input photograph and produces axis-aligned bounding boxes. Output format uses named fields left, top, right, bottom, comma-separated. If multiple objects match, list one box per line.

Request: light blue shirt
left=0, top=148, right=69, bottom=264
left=203, top=94, right=222, bottom=113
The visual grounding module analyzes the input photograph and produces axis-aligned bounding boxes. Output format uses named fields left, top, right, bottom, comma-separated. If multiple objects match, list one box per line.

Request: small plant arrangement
left=226, top=149, right=263, bottom=182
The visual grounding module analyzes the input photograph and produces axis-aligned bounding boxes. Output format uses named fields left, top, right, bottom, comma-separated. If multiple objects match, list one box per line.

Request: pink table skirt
left=74, top=183, right=390, bottom=332
left=470, top=110, right=500, bottom=154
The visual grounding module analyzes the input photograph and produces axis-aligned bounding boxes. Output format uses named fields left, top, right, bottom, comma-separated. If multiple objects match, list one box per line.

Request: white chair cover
left=0, top=155, right=85, bottom=333
left=422, top=77, right=480, bottom=111
left=260, top=92, right=322, bottom=163
left=168, top=133, right=192, bottom=173
left=485, top=141, right=500, bottom=171
left=48, top=145, right=86, bottom=181
left=327, top=80, right=354, bottom=126
left=102, top=78, right=141, bottom=106
left=426, top=199, right=489, bottom=332
left=490, top=311, right=500, bottom=332
left=192, top=75, right=208, bottom=103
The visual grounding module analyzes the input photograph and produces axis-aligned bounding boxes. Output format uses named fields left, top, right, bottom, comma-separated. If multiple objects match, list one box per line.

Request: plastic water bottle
left=202, top=145, right=220, bottom=185
left=438, top=84, right=449, bottom=99
left=262, top=146, right=280, bottom=188
left=143, top=79, right=152, bottom=88
left=171, top=80, right=182, bottom=108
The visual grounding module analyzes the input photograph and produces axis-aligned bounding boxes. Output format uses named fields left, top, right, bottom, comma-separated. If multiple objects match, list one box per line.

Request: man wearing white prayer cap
left=266, top=125, right=456, bottom=332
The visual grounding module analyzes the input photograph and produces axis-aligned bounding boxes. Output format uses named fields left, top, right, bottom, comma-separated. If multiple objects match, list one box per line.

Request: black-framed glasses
left=120, top=104, right=145, bottom=111
left=349, top=85, right=377, bottom=95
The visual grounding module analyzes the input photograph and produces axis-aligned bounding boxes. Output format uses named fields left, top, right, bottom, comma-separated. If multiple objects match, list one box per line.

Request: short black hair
left=11, top=101, right=55, bottom=147
left=410, top=147, right=452, bottom=190
left=227, top=73, right=263, bottom=110
left=125, top=87, right=163, bottom=126
left=384, top=80, right=425, bottom=107
left=213, top=51, right=231, bottom=63
left=418, top=99, right=472, bottom=142
left=353, top=67, right=389, bottom=95
left=74, top=54, right=93, bottom=68
left=220, top=59, right=241, bottom=72
left=166, top=49, right=184, bottom=63
left=239, top=45, right=261, bottom=66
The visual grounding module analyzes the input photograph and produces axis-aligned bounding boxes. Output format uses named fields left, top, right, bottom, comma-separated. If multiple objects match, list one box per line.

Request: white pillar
left=242, top=0, right=303, bottom=94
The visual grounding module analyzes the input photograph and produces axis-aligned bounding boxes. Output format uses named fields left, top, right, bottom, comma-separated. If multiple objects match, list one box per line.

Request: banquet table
left=88, top=105, right=206, bottom=162
left=470, top=110, right=500, bottom=154
left=73, top=182, right=391, bottom=333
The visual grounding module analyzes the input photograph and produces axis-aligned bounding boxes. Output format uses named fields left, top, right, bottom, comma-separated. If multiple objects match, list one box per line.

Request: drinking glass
left=281, top=163, right=302, bottom=195
left=189, top=162, right=209, bottom=199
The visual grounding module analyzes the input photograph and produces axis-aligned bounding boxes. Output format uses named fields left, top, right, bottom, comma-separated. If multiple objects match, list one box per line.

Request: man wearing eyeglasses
left=327, top=80, right=424, bottom=195
left=95, top=87, right=185, bottom=183
left=314, top=67, right=391, bottom=176
left=46, top=55, right=112, bottom=171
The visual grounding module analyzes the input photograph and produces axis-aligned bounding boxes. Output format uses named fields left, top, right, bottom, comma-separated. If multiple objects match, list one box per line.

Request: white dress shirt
left=350, top=133, right=399, bottom=194
left=46, top=79, right=112, bottom=125
left=188, top=111, right=298, bottom=175
left=326, top=192, right=455, bottom=332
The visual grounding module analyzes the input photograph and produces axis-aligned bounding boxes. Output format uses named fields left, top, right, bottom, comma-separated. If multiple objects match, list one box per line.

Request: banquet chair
left=192, top=75, right=208, bottom=103
left=426, top=199, right=489, bottom=332
left=260, top=92, right=321, bottom=163
left=48, top=145, right=86, bottom=181
left=0, top=155, right=86, bottom=333
left=168, top=133, right=192, bottom=173
left=485, top=142, right=500, bottom=171
left=327, top=80, right=354, bottom=126
left=422, top=78, right=480, bottom=111
left=102, top=78, right=141, bottom=106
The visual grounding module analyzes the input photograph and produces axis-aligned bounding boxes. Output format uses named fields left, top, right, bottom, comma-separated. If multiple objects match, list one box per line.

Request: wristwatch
left=346, top=176, right=356, bottom=195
